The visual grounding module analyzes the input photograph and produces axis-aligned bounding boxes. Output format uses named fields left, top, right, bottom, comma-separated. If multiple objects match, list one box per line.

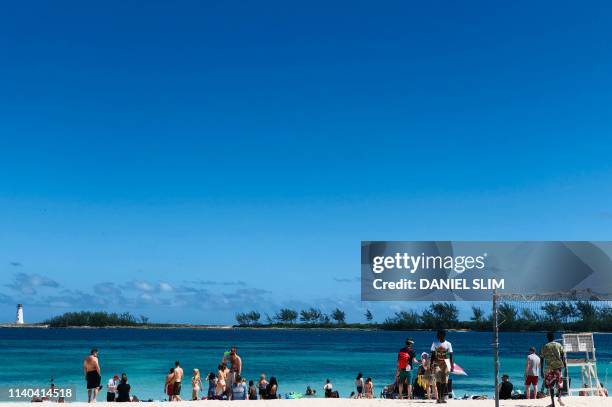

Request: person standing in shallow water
left=430, top=330, right=453, bottom=404
left=541, top=332, right=566, bottom=407
left=83, top=348, right=102, bottom=403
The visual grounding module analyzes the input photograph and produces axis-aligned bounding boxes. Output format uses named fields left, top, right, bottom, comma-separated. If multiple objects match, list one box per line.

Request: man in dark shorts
left=172, top=361, right=184, bottom=401
left=397, top=338, right=416, bottom=399
left=83, top=348, right=102, bottom=403
left=541, top=332, right=566, bottom=407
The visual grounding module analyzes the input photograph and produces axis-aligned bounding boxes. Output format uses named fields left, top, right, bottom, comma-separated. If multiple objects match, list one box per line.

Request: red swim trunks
left=544, top=369, right=563, bottom=389
left=525, top=375, right=539, bottom=386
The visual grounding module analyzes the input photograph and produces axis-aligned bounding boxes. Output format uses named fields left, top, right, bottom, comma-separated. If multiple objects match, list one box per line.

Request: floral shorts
left=544, top=369, right=563, bottom=389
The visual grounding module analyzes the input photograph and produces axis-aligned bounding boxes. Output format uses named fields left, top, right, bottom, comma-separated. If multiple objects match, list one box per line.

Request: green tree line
left=43, top=301, right=612, bottom=331
left=236, top=301, right=612, bottom=332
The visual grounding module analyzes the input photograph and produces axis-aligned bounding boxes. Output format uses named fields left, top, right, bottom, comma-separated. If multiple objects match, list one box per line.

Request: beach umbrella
left=445, top=359, right=467, bottom=376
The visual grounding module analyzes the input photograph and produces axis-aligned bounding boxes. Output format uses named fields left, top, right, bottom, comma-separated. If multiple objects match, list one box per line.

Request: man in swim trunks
left=397, top=338, right=416, bottom=399
left=226, top=347, right=242, bottom=400
left=430, top=330, right=453, bottom=404
left=525, top=346, right=541, bottom=399
left=541, top=332, right=566, bottom=407
left=173, top=361, right=184, bottom=401
left=83, top=348, right=102, bottom=403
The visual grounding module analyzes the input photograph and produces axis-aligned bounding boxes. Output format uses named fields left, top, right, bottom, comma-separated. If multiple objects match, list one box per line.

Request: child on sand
left=191, top=369, right=202, bottom=400
left=216, top=364, right=227, bottom=398
left=248, top=380, right=257, bottom=400
left=364, top=377, right=373, bottom=399
left=420, top=352, right=437, bottom=400
left=205, top=372, right=216, bottom=400
left=164, top=368, right=175, bottom=401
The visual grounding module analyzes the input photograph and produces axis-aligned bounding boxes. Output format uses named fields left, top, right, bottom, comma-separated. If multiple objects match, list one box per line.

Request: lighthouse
left=15, top=304, right=24, bottom=324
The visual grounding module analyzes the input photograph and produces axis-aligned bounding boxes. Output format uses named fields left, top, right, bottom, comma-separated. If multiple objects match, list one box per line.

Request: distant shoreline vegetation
left=236, top=301, right=612, bottom=332
left=43, top=311, right=186, bottom=328
left=40, top=301, right=612, bottom=332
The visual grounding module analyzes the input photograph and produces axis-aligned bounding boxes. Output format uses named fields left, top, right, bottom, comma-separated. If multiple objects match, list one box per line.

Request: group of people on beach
left=389, top=329, right=454, bottom=404
left=83, top=346, right=280, bottom=402
left=388, top=329, right=572, bottom=407
left=84, top=349, right=135, bottom=403
left=81, top=330, right=587, bottom=404
left=496, top=332, right=568, bottom=407
left=164, top=348, right=279, bottom=401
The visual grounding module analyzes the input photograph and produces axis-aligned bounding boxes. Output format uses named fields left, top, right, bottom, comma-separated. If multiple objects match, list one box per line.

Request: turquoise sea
left=0, top=328, right=610, bottom=401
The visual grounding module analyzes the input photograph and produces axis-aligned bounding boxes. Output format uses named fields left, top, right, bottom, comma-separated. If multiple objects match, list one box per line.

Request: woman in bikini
left=216, top=363, right=227, bottom=398
left=364, top=377, right=374, bottom=399
left=191, top=369, right=202, bottom=400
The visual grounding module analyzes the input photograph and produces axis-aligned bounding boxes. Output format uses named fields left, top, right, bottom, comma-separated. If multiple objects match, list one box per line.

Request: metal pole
left=493, top=289, right=500, bottom=407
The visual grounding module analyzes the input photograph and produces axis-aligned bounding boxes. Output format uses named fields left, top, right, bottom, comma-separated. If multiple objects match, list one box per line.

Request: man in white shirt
left=430, top=330, right=454, bottom=404
left=106, top=375, right=119, bottom=402
left=323, top=379, right=333, bottom=398
left=524, top=347, right=541, bottom=399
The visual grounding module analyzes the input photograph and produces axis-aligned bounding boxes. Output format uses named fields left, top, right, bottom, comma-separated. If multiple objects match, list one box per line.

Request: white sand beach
left=5, top=398, right=611, bottom=407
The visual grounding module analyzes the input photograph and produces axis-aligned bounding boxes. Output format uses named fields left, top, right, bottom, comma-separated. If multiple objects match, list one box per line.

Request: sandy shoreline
left=3, top=398, right=610, bottom=407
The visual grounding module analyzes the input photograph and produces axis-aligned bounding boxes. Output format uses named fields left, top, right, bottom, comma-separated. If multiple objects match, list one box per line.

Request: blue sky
left=1, top=1, right=611, bottom=324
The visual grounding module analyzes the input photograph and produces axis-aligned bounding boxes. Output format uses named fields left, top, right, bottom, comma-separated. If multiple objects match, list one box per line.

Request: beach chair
left=381, top=381, right=399, bottom=399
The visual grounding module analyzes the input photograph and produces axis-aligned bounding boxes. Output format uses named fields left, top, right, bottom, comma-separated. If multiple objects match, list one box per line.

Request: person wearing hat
left=498, top=374, right=513, bottom=400
left=397, top=338, right=416, bottom=399
left=106, top=374, right=119, bottom=402
left=419, top=352, right=438, bottom=400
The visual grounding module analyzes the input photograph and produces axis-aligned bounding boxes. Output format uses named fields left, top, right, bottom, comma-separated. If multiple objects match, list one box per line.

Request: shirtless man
left=83, top=348, right=102, bottom=403
left=226, top=347, right=242, bottom=400
left=172, top=361, right=184, bottom=401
